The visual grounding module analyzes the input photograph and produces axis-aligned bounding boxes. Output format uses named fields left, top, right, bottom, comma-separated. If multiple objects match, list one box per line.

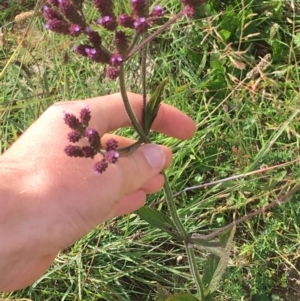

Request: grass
left=0, top=0, right=299, bottom=300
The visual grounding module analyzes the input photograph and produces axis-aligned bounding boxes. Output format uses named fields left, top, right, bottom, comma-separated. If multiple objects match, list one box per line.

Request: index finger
left=58, top=92, right=196, bottom=140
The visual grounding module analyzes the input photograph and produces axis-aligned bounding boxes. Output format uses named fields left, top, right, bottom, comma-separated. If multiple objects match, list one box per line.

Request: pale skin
left=0, top=92, right=196, bottom=292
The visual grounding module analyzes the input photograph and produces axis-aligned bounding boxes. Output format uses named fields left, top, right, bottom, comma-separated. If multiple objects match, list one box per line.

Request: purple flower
left=85, top=128, right=101, bottom=150
left=79, top=105, right=91, bottom=125
left=63, top=111, right=81, bottom=130
left=69, top=24, right=82, bottom=36
left=86, top=27, right=102, bottom=48
left=104, top=150, right=119, bottom=163
left=150, top=5, right=164, bottom=17
left=110, top=53, right=123, bottom=67
left=85, top=47, right=110, bottom=64
left=93, top=0, right=115, bottom=18
left=106, top=66, right=120, bottom=80
left=98, top=16, right=117, bottom=31
left=81, top=146, right=96, bottom=158
left=64, top=145, right=83, bottom=157
left=45, top=19, right=70, bottom=35
left=43, top=6, right=64, bottom=21
left=94, top=159, right=109, bottom=174
left=67, top=131, right=82, bottom=142
left=115, top=31, right=128, bottom=54
left=118, top=14, right=135, bottom=29
left=72, top=44, right=91, bottom=57
left=133, top=17, right=149, bottom=33
left=106, top=138, right=118, bottom=151
left=58, top=0, right=85, bottom=25
left=131, top=0, right=147, bottom=17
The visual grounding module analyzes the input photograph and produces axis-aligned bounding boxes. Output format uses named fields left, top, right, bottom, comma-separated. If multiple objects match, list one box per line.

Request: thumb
left=116, top=143, right=169, bottom=197
left=107, top=143, right=170, bottom=218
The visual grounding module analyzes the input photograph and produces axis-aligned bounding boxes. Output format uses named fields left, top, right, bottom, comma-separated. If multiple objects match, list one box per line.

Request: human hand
left=0, top=92, right=195, bottom=291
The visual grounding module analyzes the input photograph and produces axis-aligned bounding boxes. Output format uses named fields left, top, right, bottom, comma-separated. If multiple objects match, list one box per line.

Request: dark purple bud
left=104, top=150, right=119, bottom=163
left=45, top=19, right=70, bottom=35
left=86, top=47, right=110, bottom=64
left=85, top=128, right=101, bottom=150
left=43, top=5, right=64, bottom=21
left=106, top=138, right=118, bottom=151
left=110, top=53, right=123, bottom=67
left=131, top=0, right=147, bottom=17
left=150, top=5, right=164, bottom=17
left=64, top=145, right=83, bottom=157
left=79, top=105, right=91, bottom=125
left=93, top=0, right=115, bottom=17
left=63, top=112, right=81, bottom=130
left=72, top=44, right=91, bottom=57
left=98, top=16, right=117, bottom=31
left=94, top=159, right=109, bottom=174
left=81, top=146, right=96, bottom=158
left=185, top=5, right=197, bottom=18
left=133, top=17, right=149, bottom=33
left=48, top=0, right=59, bottom=6
left=69, top=24, right=82, bottom=36
left=67, top=131, right=82, bottom=142
left=106, top=66, right=120, bottom=80
left=115, top=31, right=128, bottom=54
left=59, top=0, right=85, bottom=25
left=118, top=14, right=135, bottom=29
left=86, top=27, right=102, bottom=48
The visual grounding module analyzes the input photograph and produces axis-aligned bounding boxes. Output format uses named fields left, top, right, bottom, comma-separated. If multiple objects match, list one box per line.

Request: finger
left=54, top=92, right=196, bottom=140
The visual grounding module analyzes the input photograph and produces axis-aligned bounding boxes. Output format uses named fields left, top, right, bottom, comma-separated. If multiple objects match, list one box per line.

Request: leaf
left=156, top=283, right=172, bottom=301
left=144, top=77, right=168, bottom=134
left=136, top=207, right=183, bottom=241
left=166, top=293, right=199, bottom=301
left=202, top=226, right=236, bottom=297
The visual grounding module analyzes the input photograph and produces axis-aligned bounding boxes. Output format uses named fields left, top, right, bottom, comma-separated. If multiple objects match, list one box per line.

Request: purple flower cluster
left=44, top=0, right=165, bottom=79
left=63, top=106, right=119, bottom=174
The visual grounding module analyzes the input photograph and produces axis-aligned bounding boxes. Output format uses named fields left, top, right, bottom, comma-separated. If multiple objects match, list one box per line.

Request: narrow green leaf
left=144, top=77, right=168, bottom=134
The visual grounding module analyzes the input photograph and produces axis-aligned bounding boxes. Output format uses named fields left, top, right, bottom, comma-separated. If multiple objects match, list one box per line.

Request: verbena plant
left=40, top=1, right=299, bottom=300
left=1, top=0, right=299, bottom=300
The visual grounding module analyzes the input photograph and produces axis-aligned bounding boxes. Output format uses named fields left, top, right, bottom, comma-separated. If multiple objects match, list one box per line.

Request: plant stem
left=162, top=172, right=205, bottom=299
left=118, top=64, right=149, bottom=142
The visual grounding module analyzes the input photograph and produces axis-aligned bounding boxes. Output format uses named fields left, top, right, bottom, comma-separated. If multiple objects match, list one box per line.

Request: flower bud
left=81, top=146, right=96, bottom=158
left=59, top=0, right=85, bottom=25
left=98, top=16, right=117, bottom=31
left=94, top=159, right=109, bottom=174
left=85, top=47, right=110, bottom=64
left=45, top=19, right=70, bottom=34
left=106, top=138, right=118, bottom=151
left=110, top=53, right=123, bottom=67
left=64, top=145, right=83, bottom=157
left=67, top=131, right=82, bottom=142
left=115, top=31, right=128, bottom=55
left=69, top=24, right=82, bottom=36
left=106, top=67, right=120, bottom=80
left=131, top=0, right=147, bottom=17
left=43, top=5, right=64, bottom=21
left=85, top=128, right=101, bottom=150
left=86, top=27, right=102, bottom=48
left=133, top=17, right=149, bottom=33
left=93, top=0, right=115, bottom=18
left=72, top=44, right=91, bottom=57
left=63, top=112, right=81, bottom=130
left=118, top=14, right=135, bottom=29
left=79, top=105, right=91, bottom=125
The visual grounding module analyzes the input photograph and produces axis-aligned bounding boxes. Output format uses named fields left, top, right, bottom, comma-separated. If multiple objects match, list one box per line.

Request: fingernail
left=142, top=144, right=165, bottom=169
